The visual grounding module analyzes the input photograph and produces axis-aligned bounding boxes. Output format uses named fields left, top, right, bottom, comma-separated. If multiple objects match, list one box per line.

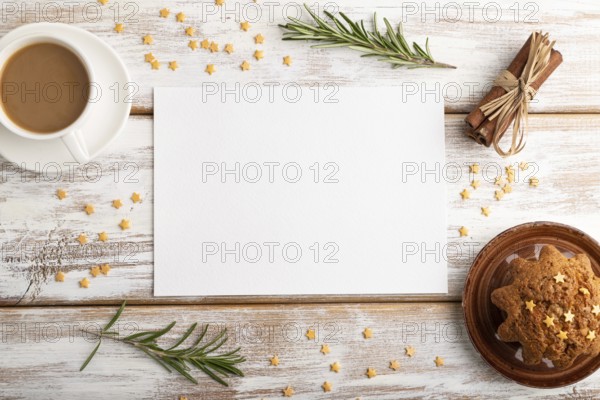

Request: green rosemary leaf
left=103, top=301, right=126, bottom=332
left=80, top=340, right=102, bottom=371
left=139, top=321, right=176, bottom=343
left=166, top=322, right=198, bottom=351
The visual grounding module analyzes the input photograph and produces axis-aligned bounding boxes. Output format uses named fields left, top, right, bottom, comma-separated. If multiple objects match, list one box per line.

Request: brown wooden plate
left=463, top=221, right=600, bottom=388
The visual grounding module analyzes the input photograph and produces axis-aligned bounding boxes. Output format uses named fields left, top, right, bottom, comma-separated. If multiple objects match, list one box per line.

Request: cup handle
left=61, top=129, right=90, bottom=163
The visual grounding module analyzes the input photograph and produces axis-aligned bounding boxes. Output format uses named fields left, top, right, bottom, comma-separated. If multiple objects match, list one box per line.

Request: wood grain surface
left=1, top=0, right=600, bottom=398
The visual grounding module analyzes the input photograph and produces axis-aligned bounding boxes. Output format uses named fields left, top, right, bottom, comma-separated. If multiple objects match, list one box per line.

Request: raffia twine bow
left=480, top=31, right=555, bottom=157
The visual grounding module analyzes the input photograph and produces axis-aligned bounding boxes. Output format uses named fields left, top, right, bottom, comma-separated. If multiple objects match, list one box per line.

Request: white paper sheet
left=154, top=85, right=447, bottom=296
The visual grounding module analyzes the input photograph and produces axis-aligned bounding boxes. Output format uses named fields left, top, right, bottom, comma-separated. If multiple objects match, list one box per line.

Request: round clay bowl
left=463, top=221, right=600, bottom=388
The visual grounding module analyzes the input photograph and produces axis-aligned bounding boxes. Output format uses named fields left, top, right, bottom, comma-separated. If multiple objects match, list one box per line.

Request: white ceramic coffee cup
left=0, top=33, right=95, bottom=163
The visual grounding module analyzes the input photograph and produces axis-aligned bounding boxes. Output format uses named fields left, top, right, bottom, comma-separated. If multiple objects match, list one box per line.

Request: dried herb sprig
left=80, top=301, right=245, bottom=386
left=280, top=4, right=455, bottom=70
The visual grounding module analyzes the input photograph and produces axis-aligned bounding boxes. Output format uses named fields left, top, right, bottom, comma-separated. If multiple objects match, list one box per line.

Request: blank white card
left=154, top=86, right=447, bottom=296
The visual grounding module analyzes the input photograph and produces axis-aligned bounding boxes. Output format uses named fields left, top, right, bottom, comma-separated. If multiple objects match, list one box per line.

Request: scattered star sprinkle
left=481, top=207, right=490, bottom=217
left=460, top=189, right=470, bottom=200
left=159, top=8, right=170, bottom=18
left=201, top=39, right=210, bottom=49
left=119, top=219, right=131, bottom=230
left=283, top=55, right=292, bottom=66
left=98, top=0, right=108, bottom=5
left=80, top=278, right=90, bottom=288
left=553, top=272, right=566, bottom=283
left=543, top=315, right=554, bottom=327
left=90, top=266, right=101, bottom=277
left=494, top=176, right=505, bottom=186
left=593, top=305, right=600, bottom=316
left=363, top=328, right=373, bottom=339
left=519, top=162, right=529, bottom=170
left=557, top=330, right=568, bottom=341
left=57, top=189, right=67, bottom=200
left=505, top=165, right=515, bottom=176
left=169, top=61, right=179, bottom=71
left=209, top=41, right=219, bottom=53
left=84, top=204, right=95, bottom=215
left=564, top=310, right=575, bottom=322
left=114, top=23, right=124, bottom=33
left=205, top=64, right=216, bottom=75
left=112, top=199, right=123, bottom=209
left=144, top=52, right=156, bottom=63
left=151, top=60, right=160, bottom=70
left=405, top=346, right=415, bottom=357
left=254, top=50, right=264, bottom=60
left=495, top=190, right=505, bottom=201
left=530, top=177, right=539, bottom=187
left=55, top=271, right=65, bottom=282
left=77, top=234, right=88, bottom=245
left=471, top=180, right=480, bottom=190
left=580, top=287, right=591, bottom=296
left=131, top=192, right=142, bottom=203
left=469, top=164, right=480, bottom=174
left=98, top=232, right=108, bottom=242
left=366, top=368, right=377, bottom=379
left=240, top=60, right=250, bottom=71
left=434, top=356, right=444, bottom=367
left=503, top=184, right=513, bottom=193
left=100, top=264, right=111, bottom=275
left=330, top=361, right=341, bottom=373
left=143, top=35, right=154, bottom=45
left=224, top=43, right=234, bottom=54
left=215, top=0, right=225, bottom=5
left=283, top=386, right=294, bottom=397
left=185, top=27, right=196, bottom=36
left=255, top=33, right=265, bottom=44
left=389, top=360, right=400, bottom=371
left=270, top=355, right=279, bottom=366
left=176, top=12, right=186, bottom=22
left=320, top=344, right=330, bottom=355
left=240, top=21, right=250, bottom=31
left=459, top=226, right=469, bottom=237
left=322, top=381, right=332, bottom=392
left=587, top=330, right=597, bottom=341
left=525, top=300, right=536, bottom=312
left=306, top=329, right=316, bottom=340
left=188, top=40, right=199, bottom=51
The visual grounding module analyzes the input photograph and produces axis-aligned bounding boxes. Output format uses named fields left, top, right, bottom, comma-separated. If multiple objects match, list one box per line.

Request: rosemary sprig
left=280, top=4, right=455, bottom=70
left=80, top=301, right=245, bottom=386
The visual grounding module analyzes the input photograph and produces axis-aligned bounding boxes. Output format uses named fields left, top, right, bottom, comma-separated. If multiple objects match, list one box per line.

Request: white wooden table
left=2, top=1, right=600, bottom=398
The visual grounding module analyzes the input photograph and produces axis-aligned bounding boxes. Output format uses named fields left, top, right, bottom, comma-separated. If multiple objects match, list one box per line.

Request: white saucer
left=0, top=23, right=132, bottom=167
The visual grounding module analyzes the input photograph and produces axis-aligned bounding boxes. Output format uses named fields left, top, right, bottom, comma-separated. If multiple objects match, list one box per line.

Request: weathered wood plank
left=0, top=303, right=598, bottom=399
left=2, top=113, right=600, bottom=305
left=0, top=0, right=594, bottom=114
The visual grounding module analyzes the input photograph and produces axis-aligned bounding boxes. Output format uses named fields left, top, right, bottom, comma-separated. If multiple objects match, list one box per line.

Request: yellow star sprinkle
left=505, top=165, right=515, bottom=176
left=322, top=381, right=332, bottom=393
left=587, top=330, right=597, bottom=341
left=176, top=12, right=186, bottom=22
left=224, top=43, right=234, bottom=54
left=216, top=0, right=225, bottom=5
left=434, top=356, right=444, bottom=367
left=57, top=189, right=67, bottom=200
left=169, top=61, right=179, bottom=71
left=240, top=21, right=250, bottom=31
left=363, top=328, right=373, bottom=339
left=159, top=8, right=170, bottom=18
left=90, top=266, right=101, bottom=277
left=389, top=360, right=400, bottom=371
left=55, top=271, right=65, bottom=282
left=503, top=184, right=513, bottom=194
left=460, top=189, right=470, bottom=200
left=283, top=55, right=292, bottom=66
left=131, top=192, right=142, bottom=203
left=270, top=355, right=279, bottom=366
left=283, top=386, right=294, bottom=397
left=543, top=315, right=554, bottom=328
left=185, top=27, right=196, bottom=36
left=469, top=164, right=480, bottom=174
left=564, top=309, right=575, bottom=322
left=98, top=232, right=108, bottom=242
left=188, top=40, right=199, bottom=51
left=306, top=329, right=316, bottom=340
left=98, top=0, right=108, bottom=5
left=494, top=176, right=505, bottom=186
left=592, top=305, right=600, bottom=316
left=80, top=278, right=90, bottom=288
left=405, top=346, right=415, bottom=357
left=366, top=367, right=377, bottom=379
left=77, top=234, right=88, bottom=245
left=205, top=64, right=216, bottom=75
left=557, top=330, right=568, bottom=341
left=200, top=39, right=210, bottom=49
left=471, top=180, right=481, bottom=190
left=495, top=190, right=505, bottom=201
left=459, top=226, right=469, bottom=237
left=144, top=52, right=155, bottom=63
left=580, top=287, right=591, bottom=296
left=151, top=60, right=160, bottom=70
left=506, top=174, right=515, bottom=183
left=240, top=60, right=250, bottom=71
left=255, top=33, right=265, bottom=44
left=519, top=161, right=529, bottom=171
left=530, top=177, right=539, bottom=187
left=114, top=23, right=124, bottom=33
left=112, top=199, right=123, bottom=209
left=100, top=264, right=111, bottom=275
left=254, top=50, right=264, bottom=61
left=525, top=299, right=536, bottom=312
left=84, top=204, right=95, bottom=215
left=209, top=41, right=219, bottom=53
left=330, top=361, right=341, bottom=373
left=481, top=207, right=490, bottom=217
left=553, top=272, right=566, bottom=283
left=143, top=35, right=154, bottom=45
left=320, top=344, right=330, bottom=355
left=119, top=219, right=131, bottom=230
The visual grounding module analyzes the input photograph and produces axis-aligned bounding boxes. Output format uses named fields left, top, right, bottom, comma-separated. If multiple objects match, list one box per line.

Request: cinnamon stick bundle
left=465, top=33, right=563, bottom=148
